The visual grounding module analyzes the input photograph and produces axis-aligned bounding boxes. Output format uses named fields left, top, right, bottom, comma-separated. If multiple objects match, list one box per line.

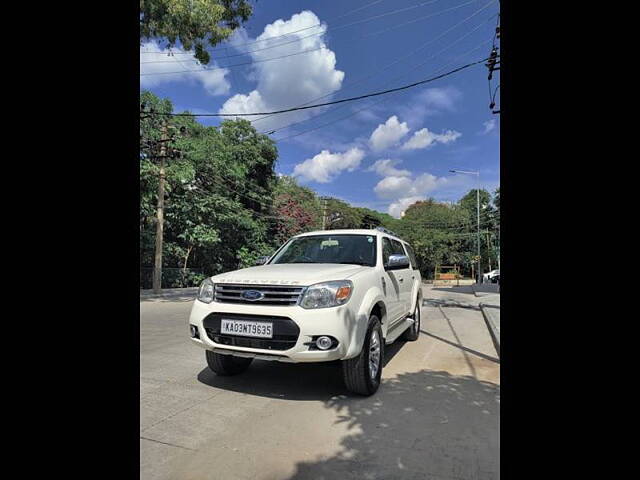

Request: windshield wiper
left=336, top=261, right=372, bottom=266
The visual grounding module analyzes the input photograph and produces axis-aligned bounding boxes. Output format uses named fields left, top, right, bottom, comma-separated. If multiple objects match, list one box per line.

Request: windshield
left=270, top=234, right=377, bottom=267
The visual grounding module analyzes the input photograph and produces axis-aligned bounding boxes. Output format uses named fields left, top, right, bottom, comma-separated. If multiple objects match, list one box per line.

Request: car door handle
left=399, top=278, right=404, bottom=282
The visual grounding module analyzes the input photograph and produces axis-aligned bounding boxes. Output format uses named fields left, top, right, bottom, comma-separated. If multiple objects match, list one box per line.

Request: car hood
left=210, top=263, right=367, bottom=286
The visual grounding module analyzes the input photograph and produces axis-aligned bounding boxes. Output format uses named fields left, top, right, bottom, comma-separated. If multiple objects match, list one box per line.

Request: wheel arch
left=370, top=300, right=387, bottom=328
left=344, top=287, right=386, bottom=359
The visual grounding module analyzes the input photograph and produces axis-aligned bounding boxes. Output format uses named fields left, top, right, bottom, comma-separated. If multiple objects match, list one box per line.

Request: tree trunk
left=183, top=246, right=193, bottom=274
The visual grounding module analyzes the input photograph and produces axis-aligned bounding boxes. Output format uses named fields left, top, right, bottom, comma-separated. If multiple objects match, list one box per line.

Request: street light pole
left=450, top=169, right=481, bottom=284
left=476, top=179, right=481, bottom=283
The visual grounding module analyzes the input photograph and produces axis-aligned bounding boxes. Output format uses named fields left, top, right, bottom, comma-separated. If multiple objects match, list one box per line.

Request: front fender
left=344, top=286, right=387, bottom=360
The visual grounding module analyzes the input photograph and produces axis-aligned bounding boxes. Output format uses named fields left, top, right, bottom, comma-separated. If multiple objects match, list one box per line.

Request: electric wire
left=140, top=0, right=470, bottom=65
left=140, top=0, right=388, bottom=55
left=270, top=38, right=493, bottom=141
left=262, top=20, right=495, bottom=139
left=146, top=58, right=487, bottom=117
left=140, top=0, right=444, bottom=58
left=250, top=0, right=496, bottom=128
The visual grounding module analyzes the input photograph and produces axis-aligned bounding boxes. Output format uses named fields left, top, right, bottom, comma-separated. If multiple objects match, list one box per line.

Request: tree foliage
left=140, top=0, right=253, bottom=64
left=140, top=91, right=277, bottom=286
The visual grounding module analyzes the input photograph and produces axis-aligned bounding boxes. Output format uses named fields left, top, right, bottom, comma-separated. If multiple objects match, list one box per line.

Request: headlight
left=197, top=278, right=215, bottom=304
left=300, top=280, right=353, bottom=309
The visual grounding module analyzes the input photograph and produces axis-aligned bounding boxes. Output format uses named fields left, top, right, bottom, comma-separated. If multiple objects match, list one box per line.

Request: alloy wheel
left=369, top=329, right=381, bottom=379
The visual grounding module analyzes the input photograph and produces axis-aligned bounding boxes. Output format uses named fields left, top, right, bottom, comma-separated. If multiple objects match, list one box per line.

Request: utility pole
left=321, top=197, right=328, bottom=230
left=476, top=185, right=481, bottom=282
left=487, top=231, right=492, bottom=271
left=497, top=224, right=501, bottom=271
left=152, top=120, right=168, bottom=293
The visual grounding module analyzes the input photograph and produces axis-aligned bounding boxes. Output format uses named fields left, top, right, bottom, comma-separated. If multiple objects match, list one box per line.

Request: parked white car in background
left=483, top=269, right=500, bottom=283
left=188, top=228, right=423, bottom=396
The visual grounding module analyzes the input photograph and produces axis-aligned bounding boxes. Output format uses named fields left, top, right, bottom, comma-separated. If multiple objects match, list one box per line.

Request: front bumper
left=188, top=299, right=359, bottom=363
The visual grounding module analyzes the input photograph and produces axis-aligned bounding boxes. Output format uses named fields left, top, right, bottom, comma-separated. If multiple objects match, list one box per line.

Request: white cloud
left=140, top=42, right=231, bottom=96
left=481, top=119, right=496, bottom=134
left=373, top=171, right=472, bottom=218
left=374, top=173, right=445, bottom=200
left=219, top=11, right=344, bottom=132
left=369, top=115, right=410, bottom=151
left=388, top=196, right=425, bottom=218
left=367, top=159, right=411, bottom=177
left=292, top=147, right=365, bottom=183
left=401, top=128, right=461, bottom=150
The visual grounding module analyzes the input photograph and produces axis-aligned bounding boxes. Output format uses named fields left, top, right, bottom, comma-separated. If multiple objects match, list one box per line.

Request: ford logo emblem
left=241, top=290, right=264, bottom=301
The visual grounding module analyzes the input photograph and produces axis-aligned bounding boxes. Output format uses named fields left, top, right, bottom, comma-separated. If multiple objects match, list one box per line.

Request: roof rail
left=375, top=226, right=400, bottom=238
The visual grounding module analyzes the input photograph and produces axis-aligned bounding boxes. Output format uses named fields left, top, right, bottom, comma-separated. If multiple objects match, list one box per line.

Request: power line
left=139, top=0, right=442, bottom=56
left=184, top=177, right=298, bottom=221
left=270, top=38, right=493, bottom=142
left=141, top=0, right=471, bottom=66
left=266, top=5, right=496, bottom=142
left=140, top=45, right=325, bottom=76
left=265, top=24, right=495, bottom=139
left=254, top=1, right=497, bottom=140
left=251, top=0, right=497, bottom=129
left=147, top=58, right=487, bottom=117
left=139, top=0, right=477, bottom=78
left=364, top=0, right=475, bottom=37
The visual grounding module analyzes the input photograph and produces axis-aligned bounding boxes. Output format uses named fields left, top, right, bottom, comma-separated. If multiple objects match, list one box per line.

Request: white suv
left=188, top=228, right=423, bottom=396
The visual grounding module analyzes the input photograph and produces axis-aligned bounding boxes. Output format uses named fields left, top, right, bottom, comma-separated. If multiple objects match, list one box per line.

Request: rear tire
left=401, top=299, right=421, bottom=341
left=206, top=350, right=253, bottom=376
left=342, top=316, right=383, bottom=396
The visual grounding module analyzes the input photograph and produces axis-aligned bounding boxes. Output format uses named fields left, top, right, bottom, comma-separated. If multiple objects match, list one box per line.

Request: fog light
left=190, top=325, right=199, bottom=339
left=316, top=336, right=333, bottom=350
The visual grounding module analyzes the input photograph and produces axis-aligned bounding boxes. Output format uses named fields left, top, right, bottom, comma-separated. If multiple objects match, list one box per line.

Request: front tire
left=206, top=350, right=253, bottom=376
left=342, top=316, right=383, bottom=396
left=401, top=299, right=421, bottom=341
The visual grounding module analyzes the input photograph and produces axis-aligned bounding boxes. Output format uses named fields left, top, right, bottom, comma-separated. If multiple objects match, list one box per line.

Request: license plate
left=220, top=319, right=273, bottom=338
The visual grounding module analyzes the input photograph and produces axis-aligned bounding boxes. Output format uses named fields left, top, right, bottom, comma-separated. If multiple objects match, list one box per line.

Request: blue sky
left=140, top=0, right=500, bottom=217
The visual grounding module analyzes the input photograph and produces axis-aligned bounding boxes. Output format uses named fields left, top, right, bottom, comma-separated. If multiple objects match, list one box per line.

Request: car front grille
left=215, top=284, right=305, bottom=306
left=203, top=313, right=300, bottom=351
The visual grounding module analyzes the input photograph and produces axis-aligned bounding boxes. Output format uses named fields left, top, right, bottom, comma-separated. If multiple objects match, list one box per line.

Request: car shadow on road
left=424, top=298, right=482, bottom=311
left=186, top=368, right=501, bottom=480
left=269, top=369, right=500, bottom=480
left=196, top=340, right=409, bottom=402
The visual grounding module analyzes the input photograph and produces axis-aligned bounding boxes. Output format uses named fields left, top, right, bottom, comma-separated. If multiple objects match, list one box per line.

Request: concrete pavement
left=140, top=285, right=499, bottom=479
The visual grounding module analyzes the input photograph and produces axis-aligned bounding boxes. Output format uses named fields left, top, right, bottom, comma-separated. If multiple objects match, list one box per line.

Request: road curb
left=480, top=303, right=500, bottom=358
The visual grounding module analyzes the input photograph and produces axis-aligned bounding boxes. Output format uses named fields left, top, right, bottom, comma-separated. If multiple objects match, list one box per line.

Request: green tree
left=140, top=0, right=253, bottom=65
left=394, top=199, right=474, bottom=278
left=324, top=198, right=364, bottom=230
left=140, top=91, right=279, bottom=287
left=457, top=189, right=497, bottom=274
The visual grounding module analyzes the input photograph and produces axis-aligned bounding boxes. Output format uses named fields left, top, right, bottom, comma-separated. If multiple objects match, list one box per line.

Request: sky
left=140, top=0, right=500, bottom=218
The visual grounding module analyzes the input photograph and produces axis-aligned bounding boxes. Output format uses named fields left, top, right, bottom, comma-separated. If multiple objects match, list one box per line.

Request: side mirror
left=385, top=254, right=410, bottom=270
left=255, top=255, right=270, bottom=266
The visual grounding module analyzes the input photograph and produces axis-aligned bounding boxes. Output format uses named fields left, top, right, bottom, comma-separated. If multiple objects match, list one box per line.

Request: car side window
left=404, top=243, right=418, bottom=270
left=390, top=239, right=406, bottom=256
left=382, top=237, right=394, bottom=265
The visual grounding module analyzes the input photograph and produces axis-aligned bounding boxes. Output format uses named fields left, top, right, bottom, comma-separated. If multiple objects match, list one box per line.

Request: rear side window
left=404, top=243, right=418, bottom=270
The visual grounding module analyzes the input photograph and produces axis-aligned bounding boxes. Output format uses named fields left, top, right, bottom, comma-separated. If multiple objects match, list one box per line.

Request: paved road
left=141, top=285, right=500, bottom=480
